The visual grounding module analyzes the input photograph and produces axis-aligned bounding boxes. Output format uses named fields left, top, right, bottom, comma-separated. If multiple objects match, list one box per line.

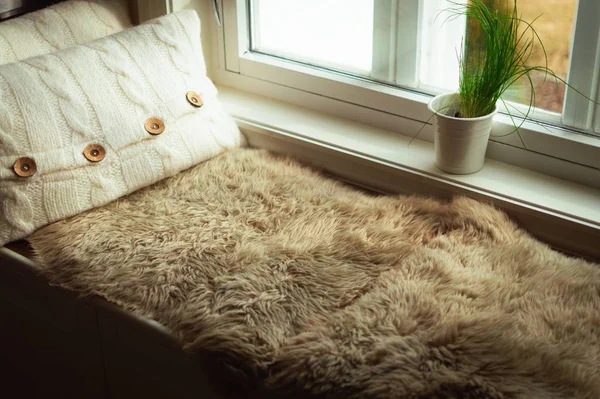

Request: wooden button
left=83, top=144, right=106, bottom=162
left=145, top=118, right=165, bottom=135
left=13, top=157, right=36, bottom=177
left=186, top=91, right=203, bottom=108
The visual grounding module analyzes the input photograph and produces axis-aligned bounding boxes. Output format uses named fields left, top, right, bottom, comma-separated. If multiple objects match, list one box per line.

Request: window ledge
left=218, top=85, right=600, bottom=260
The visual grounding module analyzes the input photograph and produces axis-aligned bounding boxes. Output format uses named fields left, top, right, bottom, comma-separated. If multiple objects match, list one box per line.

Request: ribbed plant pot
left=428, top=93, right=497, bottom=175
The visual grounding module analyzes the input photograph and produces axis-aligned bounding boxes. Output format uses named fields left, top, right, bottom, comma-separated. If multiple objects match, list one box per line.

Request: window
left=251, top=0, right=374, bottom=74
left=250, top=0, right=464, bottom=92
left=217, top=0, right=600, bottom=174
left=463, top=0, right=576, bottom=116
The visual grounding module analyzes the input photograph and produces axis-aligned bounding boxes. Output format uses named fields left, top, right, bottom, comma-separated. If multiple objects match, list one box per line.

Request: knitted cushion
left=0, top=0, right=131, bottom=65
left=0, top=10, right=245, bottom=246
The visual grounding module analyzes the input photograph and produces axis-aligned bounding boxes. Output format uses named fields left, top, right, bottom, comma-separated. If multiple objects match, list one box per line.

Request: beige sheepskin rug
left=30, top=149, right=600, bottom=398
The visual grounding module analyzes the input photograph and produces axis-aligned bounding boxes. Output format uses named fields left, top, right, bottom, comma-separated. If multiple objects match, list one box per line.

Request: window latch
left=213, top=0, right=222, bottom=27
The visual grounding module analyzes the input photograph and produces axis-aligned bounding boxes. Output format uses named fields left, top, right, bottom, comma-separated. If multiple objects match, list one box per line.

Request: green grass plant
left=445, top=0, right=551, bottom=118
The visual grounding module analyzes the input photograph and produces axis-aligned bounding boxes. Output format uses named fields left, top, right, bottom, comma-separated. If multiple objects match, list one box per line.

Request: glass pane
left=251, top=0, right=374, bottom=74
left=250, top=0, right=576, bottom=117
left=464, top=0, right=577, bottom=114
left=419, top=0, right=467, bottom=92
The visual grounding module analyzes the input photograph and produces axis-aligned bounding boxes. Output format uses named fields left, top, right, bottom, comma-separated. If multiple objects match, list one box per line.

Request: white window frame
left=563, top=0, right=600, bottom=133
left=212, top=0, right=600, bottom=185
left=371, top=0, right=420, bottom=87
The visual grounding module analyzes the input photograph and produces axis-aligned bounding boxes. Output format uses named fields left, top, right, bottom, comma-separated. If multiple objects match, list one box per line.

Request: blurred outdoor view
left=469, top=0, right=577, bottom=113
left=252, top=0, right=577, bottom=115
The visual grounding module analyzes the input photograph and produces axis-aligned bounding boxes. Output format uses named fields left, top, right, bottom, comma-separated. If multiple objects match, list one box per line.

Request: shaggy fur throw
left=30, top=149, right=600, bottom=398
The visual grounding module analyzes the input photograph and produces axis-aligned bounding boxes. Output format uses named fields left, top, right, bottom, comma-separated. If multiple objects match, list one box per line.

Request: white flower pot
left=428, top=93, right=497, bottom=175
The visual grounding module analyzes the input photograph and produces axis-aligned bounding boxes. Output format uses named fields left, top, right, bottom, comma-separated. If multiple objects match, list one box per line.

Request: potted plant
left=429, top=0, right=554, bottom=174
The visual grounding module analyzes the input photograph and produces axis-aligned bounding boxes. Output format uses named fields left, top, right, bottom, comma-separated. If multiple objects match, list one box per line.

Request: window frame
left=213, top=0, right=600, bottom=183
left=371, top=0, right=420, bottom=87
left=563, top=0, right=600, bottom=133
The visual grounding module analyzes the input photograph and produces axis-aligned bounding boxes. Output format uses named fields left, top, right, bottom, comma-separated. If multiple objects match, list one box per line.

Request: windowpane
left=419, top=0, right=467, bottom=92
left=250, top=0, right=577, bottom=116
left=465, top=0, right=577, bottom=114
left=251, top=0, right=374, bottom=74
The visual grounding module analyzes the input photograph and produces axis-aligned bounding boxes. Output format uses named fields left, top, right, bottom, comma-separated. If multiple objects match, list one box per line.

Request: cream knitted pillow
left=0, top=10, right=245, bottom=246
left=0, top=0, right=131, bottom=64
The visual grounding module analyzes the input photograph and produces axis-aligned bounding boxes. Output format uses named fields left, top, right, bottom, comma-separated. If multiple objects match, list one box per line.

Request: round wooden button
left=83, top=144, right=106, bottom=162
left=13, top=157, right=36, bottom=177
left=186, top=91, right=203, bottom=108
left=145, top=118, right=165, bottom=135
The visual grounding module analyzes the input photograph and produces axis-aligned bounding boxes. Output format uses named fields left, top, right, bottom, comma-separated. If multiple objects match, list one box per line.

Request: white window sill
left=217, top=85, right=600, bottom=260
left=217, top=51, right=600, bottom=181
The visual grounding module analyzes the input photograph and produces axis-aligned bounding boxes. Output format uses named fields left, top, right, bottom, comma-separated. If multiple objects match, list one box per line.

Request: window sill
left=217, top=85, right=600, bottom=260
left=216, top=51, right=600, bottom=180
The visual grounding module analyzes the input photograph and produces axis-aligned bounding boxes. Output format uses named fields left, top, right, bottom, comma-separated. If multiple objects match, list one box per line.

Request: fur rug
left=30, top=149, right=600, bottom=398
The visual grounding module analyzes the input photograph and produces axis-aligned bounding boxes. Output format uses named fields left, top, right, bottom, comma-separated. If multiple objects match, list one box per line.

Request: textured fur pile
left=30, top=149, right=600, bottom=398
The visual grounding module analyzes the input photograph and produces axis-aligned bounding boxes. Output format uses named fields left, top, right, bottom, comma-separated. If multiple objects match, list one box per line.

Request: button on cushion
left=13, top=157, right=37, bottom=177
left=145, top=118, right=165, bottom=135
left=83, top=144, right=106, bottom=162
left=186, top=91, right=204, bottom=108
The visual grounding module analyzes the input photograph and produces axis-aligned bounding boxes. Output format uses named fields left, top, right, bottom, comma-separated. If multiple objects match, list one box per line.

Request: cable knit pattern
left=91, top=42, right=158, bottom=117
left=0, top=89, right=15, bottom=156
left=155, top=142, right=186, bottom=177
left=1, top=187, right=34, bottom=233
left=0, top=1, right=131, bottom=64
left=25, top=11, right=65, bottom=50
left=88, top=171, right=120, bottom=208
left=85, top=1, right=122, bottom=32
left=151, top=20, right=193, bottom=77
left=25, top=56, right=96, bottom=144
left=0, top=0, right=130, bottom=243
left=0, top=11, right=245, bottom=246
